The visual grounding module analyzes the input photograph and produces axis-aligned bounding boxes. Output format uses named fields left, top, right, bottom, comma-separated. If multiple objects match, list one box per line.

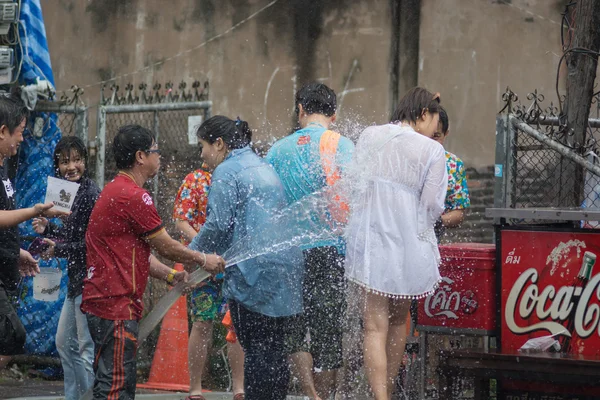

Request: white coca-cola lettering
left=425, top=277, right=460, bottom=319
left=506, top=268, right=600, bottom=337
left=574, top=274, right=600, bottom=339
left=552, top=286, right=575, bottom=321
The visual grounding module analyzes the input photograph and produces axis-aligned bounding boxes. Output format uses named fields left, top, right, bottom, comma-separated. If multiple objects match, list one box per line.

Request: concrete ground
left=0, top=365, right=199, bottom=400
left=0, top=367, right=310, bottom=400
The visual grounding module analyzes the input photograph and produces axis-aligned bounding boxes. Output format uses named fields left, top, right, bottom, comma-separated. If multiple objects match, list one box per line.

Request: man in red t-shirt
left=81, top=125, right=224, bottom=400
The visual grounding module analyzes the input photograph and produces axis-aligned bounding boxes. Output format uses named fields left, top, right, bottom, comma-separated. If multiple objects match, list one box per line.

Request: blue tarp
left=14, top=0, right=67, bottom=357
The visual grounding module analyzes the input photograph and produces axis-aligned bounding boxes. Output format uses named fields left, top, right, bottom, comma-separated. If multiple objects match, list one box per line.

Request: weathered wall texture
left=43, top=0, right=393, bottom=152
left=42, top=0, right=583, bottom=169
left=419, top=0, right=567, bottom=167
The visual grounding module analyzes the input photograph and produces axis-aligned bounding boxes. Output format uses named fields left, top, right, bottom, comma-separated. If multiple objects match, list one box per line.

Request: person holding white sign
left=32, top=136, right=100, bottom=400
left=0, top=94, right=68, bottom=366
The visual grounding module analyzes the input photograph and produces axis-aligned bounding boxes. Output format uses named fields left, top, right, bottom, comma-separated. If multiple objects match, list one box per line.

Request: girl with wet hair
left=190, top=116, right=303, bottom=400
left=344, top=87, right=447, bottom=400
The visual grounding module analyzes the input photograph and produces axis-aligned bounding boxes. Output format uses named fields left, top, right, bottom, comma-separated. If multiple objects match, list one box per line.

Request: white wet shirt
left=344, top=123, right=447, bottom=298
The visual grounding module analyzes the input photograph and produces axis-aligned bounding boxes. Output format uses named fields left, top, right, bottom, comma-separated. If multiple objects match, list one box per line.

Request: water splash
left=139, top=190, right=342, bottom=344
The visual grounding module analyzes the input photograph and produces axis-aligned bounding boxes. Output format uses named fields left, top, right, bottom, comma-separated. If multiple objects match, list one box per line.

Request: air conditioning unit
left=0, top=1, right=16, bottom=36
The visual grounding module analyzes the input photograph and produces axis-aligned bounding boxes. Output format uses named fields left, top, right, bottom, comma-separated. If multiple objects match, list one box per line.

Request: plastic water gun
left=222, top=310, right=237, bottom=343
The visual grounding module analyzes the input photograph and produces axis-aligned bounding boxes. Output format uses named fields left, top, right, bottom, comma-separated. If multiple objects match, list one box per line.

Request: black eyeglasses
left=145, top=149, right=161, bottom=155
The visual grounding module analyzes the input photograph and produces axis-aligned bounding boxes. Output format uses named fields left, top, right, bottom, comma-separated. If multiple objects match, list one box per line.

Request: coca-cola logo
left=505, top=267, right=600, bottom=338
left=424, top=277, right=479, bottom=319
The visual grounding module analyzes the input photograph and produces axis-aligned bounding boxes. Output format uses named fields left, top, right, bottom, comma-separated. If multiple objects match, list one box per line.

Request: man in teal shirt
left=266, top=82, right=354, bottom=400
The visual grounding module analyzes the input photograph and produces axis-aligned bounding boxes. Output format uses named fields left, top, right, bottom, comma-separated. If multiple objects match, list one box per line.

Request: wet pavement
left=0, top=378, right=188, bottom=400
left=0, top=367, right=191, bottom=400
left=0, top=378, right=310, bottom=400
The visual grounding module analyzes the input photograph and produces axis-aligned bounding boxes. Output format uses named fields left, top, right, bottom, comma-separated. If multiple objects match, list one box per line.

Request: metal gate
left=491, top=89, right=600, bottom=225
left=95, top=81, right=212, bottom=236
left=34, top=97, right=88, bottom=142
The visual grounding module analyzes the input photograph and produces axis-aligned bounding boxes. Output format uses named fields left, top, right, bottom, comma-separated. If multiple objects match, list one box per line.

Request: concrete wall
left=419, top=0, right=567, bottom=167
left=42, top=0, right=577, bottom=168
left=43, top=0, right=394, bottom=153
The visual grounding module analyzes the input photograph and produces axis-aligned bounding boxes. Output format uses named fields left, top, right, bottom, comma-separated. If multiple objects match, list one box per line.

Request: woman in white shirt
left=345, top=87, right=447, bottom=400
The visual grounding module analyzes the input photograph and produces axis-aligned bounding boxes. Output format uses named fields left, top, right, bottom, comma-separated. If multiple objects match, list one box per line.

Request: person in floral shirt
left=173, top=168, right=211, bottom=242
left=432, top=107, right=470, bottom=239
left=173, top=167, right=245, bottom=400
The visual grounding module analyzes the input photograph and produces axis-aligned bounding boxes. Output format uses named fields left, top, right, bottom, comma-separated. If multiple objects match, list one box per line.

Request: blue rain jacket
left=189, top=146, right=304, bottom=317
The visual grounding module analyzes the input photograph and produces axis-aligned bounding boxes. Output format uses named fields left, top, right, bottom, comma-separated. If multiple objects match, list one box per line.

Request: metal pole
left=96, top=106, right=106, bottom=188
left=33, top=101, right=87, bottom=114
left=418, top=331, right=428, bottom=400
left=510, top=115, right=600, bottom=177
left=74, top=108, right=89, bottom=145
left=536, top=116, right=600, bottom=128
left=494, top=116, right=508, bottom=211
left=507, top=118, right=517, bottom=208
left=153, top=110, right=159, bottom=203
left=102, top=101, right=212, bottom=114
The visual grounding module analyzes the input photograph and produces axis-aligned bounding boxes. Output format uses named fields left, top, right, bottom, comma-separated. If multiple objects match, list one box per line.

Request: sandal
left=185, top=396, right=206, bottom=400
left=233, top=394, right=245, bottom=400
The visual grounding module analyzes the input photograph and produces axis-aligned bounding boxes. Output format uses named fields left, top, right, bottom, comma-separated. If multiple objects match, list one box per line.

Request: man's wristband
left=166, top=268, right=177, bottom=284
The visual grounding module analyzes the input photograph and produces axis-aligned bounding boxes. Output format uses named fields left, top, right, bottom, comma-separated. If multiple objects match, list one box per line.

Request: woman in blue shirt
left=189, top=115, right=304, bottom=400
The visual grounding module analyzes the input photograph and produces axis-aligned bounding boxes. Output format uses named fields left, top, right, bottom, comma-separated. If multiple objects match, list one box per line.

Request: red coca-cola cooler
left=417, top=243, right=497, bottom=334
left=498, top=227, right=600, bottom=399
left=500, top=228, right=600, bottom=355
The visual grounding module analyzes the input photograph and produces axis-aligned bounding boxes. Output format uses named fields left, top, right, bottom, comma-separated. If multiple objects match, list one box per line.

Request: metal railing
left=95, top=81, right=211, bottom=187
left=490, top=89, right=600, bottom=225
left=33, top=87, right=89, bottom=143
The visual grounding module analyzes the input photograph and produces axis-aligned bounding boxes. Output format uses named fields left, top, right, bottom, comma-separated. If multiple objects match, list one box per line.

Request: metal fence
left=8, top=91, right=89, bottom=186
left=95, top=81, right=212, bottom=233
left=492, top=89, right=600, bottom=226
left=33, top=88, right=89, bottom=142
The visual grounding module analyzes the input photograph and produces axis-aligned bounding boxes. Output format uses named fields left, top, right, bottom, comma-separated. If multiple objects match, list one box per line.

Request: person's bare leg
left=363, top=291, right=390, bottom=400
left=289, top=351, right=321, bottom=400
left=227, top=340, right=245, bottom=396
left=314, top=369, right=337, bottom=399
left=385, top=299, right=411, bottom=399
left=188, top=321, right=213, bottom=395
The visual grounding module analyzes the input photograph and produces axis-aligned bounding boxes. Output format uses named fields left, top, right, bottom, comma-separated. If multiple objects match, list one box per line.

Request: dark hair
left=112, top=125, right=155, bottom=169
left=295, top=82, right=337, bottom=117
left=390, top=87, right=441, bottom=124
left=196, top=115, right=252, bottom=150
left=0, top=94, right=29, bottom=134
left=439, top=106, right=449, bottom=134
left=54, top=136, right=88, bottom=176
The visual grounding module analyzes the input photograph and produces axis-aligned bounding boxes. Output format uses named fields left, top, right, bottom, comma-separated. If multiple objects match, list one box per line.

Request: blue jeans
left=56, top=294, right=94, bottom=400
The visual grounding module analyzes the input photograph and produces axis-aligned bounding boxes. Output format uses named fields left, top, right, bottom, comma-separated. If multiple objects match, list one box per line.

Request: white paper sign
left=44, top=176, right=80, bottom=213
left=188, top=115, right=204, bottom=145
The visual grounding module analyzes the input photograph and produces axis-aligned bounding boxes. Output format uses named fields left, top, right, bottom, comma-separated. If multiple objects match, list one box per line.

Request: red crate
left=417, top=243, right=497, bottom=332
